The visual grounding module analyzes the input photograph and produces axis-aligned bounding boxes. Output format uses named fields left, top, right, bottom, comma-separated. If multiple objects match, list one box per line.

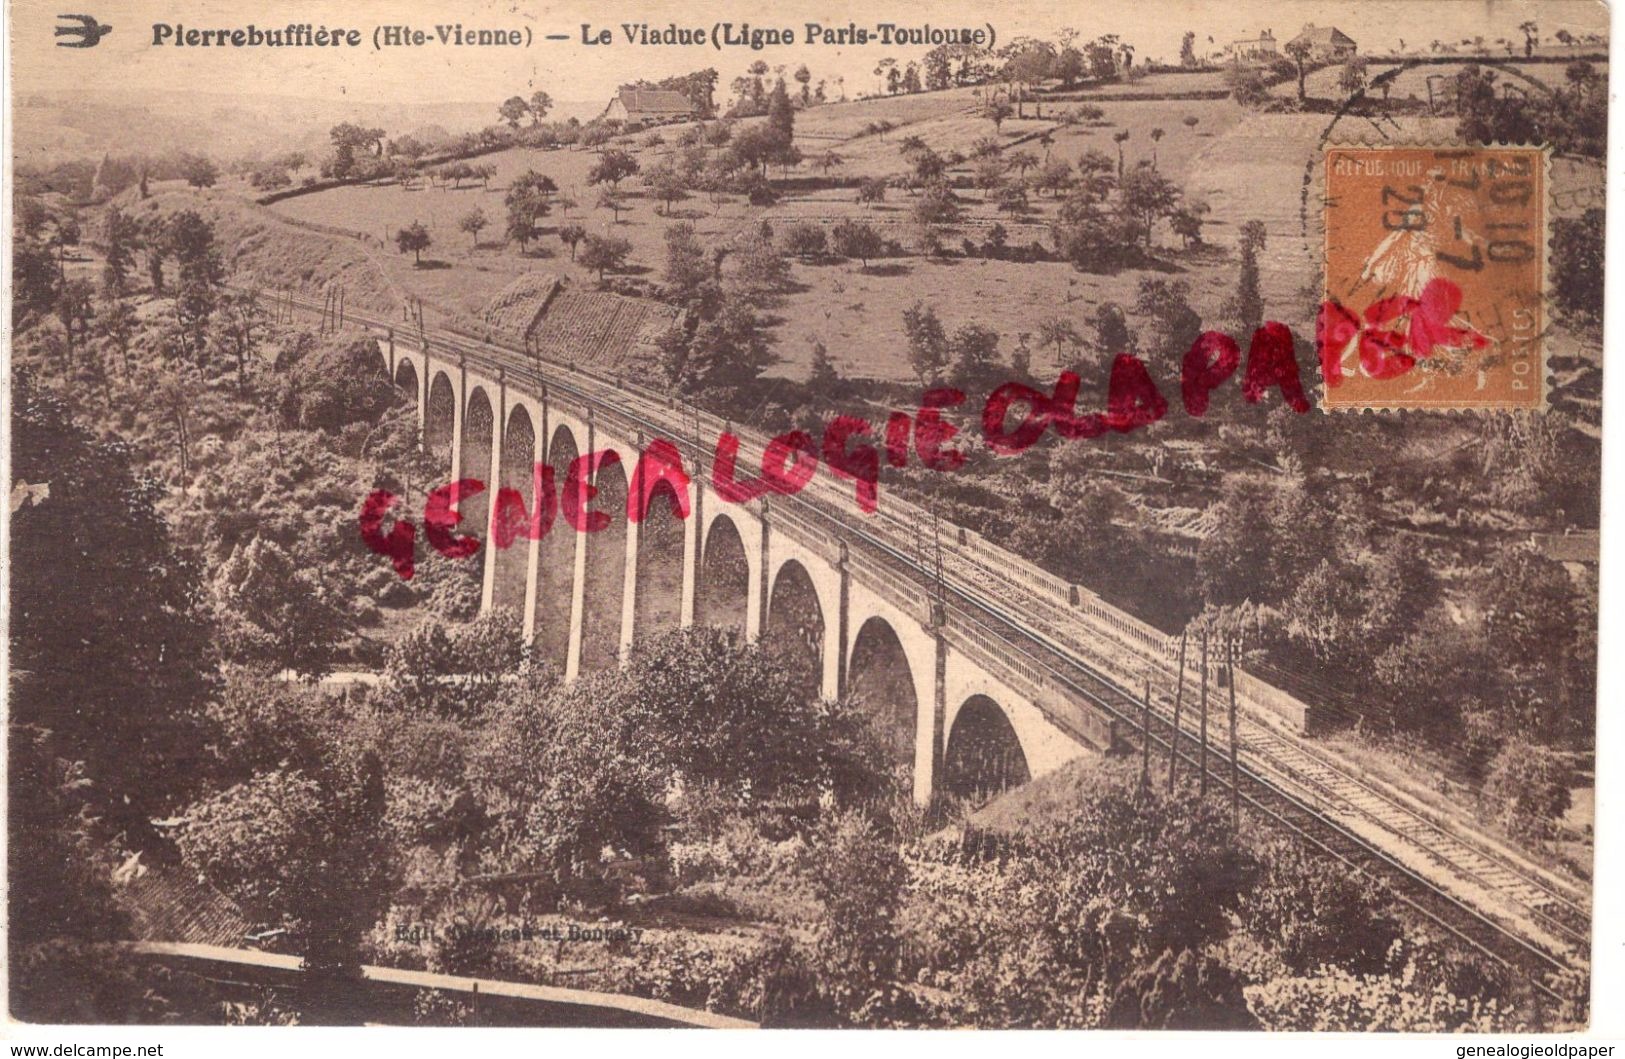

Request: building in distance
left=1288, top=23, right=1358, bottom=62
left=1225, top=28, right=1277, bottom=64
left=602, top=87, right=698, bottom=126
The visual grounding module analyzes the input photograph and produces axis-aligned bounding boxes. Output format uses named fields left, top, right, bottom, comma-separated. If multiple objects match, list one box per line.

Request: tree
left=54, top=279, right=95, bottom=364
left=1519, top=19, right=1538, bottom=57
left=986, top=100, right=1014, bottom=133
left=1033, top=157, right=1074, bottom=197
left=137, top=214, right=167, bottom=293
left=1226, top=222, right=1267, bottom=334
left=169, top=210, right=222, bottom=291
left=11, top=375, right=217, bottom=835
left=767, top=78, right=797, bottom=144
left=181, top=153, right=218, bottom=188
left=499, top=95, right=530, bottom=128
left=830, top=219, right=884, bottom=271
left=213, top=537, right=347, bottom=677
left=673, top=300, right=773, bottom=390
left=913, top=180, right=962, bottom=227
left=505, top=173, right=554, bottom=249
left=596, top=187, right=627, bottom=224
left=177, top=751, right=389, bottom=972
left=13, top=238, right=59, bottom=324
left=588, top=148, right=640, bottom=189
left=1037, top=317, right=1083, bottom=370
left=902, top=301, right=949, bottom=384
left=1006, top=149, right=1039, bottom=177
left=1180, top=31, right=1197, bottom=66
left=1133, top=277, right=1201, bottom=367
left=643, top=160, right=688, bottom=215
left=794, top=63, right=813, bottom=104
left=1056, top=46, right=1086, bottom=87
left=1119, top=162, right=1182, bottom=249
left=856, top=178, right=887, bottom=205
left=906, top=147, right=946, bottom=191
left=218, top=287, right=264, bottom=393
left=557, top=222, right=587, bottom=261
left=469, top=669, right=665, bottom=894
left=97, top=293, right=137, bottom=379
left=727, top=234, right=793, bottom=304
left=458, top=207, right=488, bottom=249
left=1565, top=59, right=1600, bottom=104
left=1112, top=129, right=1131, bottom=179
left=815, top=150, right=845, bottom=176
left=1285, top=39, right=1312, bottom=100
left=1338, top=56, right=1369, bottom=98
left=994, top=183, right=1029, bottom=214
left=808, top=337, right=838, bottom=389
left=950, top=323, right=1001, bottom=383
left=808, top=810, right=907, bottom=1020
left=396, top=221, right=432, bottom=265
left=578, top=233, right=632, bottom=282
left=100, top=206, right=137, bottom=298
left=1170, top=207, right=1205, bottom=248
left=528, top=90, right=553, bottom=123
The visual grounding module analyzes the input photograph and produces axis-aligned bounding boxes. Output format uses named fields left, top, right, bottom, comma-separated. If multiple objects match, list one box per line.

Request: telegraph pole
left=1198, top=628, right=1210, bottom=799
left=1140, top=677, right=1152, bottom=787
left=1227, top=636, right=1240, bottom=824
left=1168, top=630, right=1187, bottom=793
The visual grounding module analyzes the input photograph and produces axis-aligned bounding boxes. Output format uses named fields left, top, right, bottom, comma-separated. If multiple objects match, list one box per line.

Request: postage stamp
left=1319, top=144, right=1548, bottom=411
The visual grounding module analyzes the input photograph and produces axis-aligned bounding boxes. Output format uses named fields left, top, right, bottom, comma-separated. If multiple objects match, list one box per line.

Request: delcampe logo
left=55, top=13, right=113, bottom=47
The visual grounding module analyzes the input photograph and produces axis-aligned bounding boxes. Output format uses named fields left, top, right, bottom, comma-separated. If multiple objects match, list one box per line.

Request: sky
left=8, top=0, right=1610, bottom=108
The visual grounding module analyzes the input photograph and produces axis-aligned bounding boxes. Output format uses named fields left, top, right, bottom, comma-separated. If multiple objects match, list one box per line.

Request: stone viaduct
left=378, top=331, right=1126, bottom=806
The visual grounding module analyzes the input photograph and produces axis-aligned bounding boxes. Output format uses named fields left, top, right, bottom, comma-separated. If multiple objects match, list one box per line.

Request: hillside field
left=245, top=63, right=1603, bottom=382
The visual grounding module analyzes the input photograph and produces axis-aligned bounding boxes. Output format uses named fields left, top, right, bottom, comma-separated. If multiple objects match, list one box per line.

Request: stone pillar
left=618, top=435, right=644, bottom=664
left=917, top=617, right=948, bottom=807
left=563, top=410, right=595, bottom=682
left=748, top=498, right=769, bottom=642
left=833, top=543, right=850, bottom=700
left=521, top=398, right=548, bottom=645
left=450, top=357, right=468, bottom=484
left=418, top=346, right=430, bottom=448
left=479, top=371, right=506, bottom=615
left=679, top=470, right=701, bottom=628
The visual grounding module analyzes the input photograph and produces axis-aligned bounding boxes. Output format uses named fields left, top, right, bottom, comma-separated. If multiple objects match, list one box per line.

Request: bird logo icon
left=55, top=14, right=113, bottom=48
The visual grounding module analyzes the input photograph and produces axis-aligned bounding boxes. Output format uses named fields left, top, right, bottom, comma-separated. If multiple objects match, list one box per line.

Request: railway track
left=264, top=289, right=1587, bottom=1004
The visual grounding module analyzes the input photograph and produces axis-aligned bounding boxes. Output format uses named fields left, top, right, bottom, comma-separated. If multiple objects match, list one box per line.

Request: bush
left=1246, top=964, right=1510, bottom=1031
left=806, top=810, right=908, bottom=1022
left=1553, top=209, right=1603, bottom=322
left=177, top=753, right=391, bottom=967
left=276, top=335, right=397, bottom=433
left=856, top=177, right=887, bottom=204
left=382, top=608, right=528, bottom=720
left=781, top=221, right=827, bottom=259
left=1482, top=740, right=1572, bottom=841
left=1104, top=948, right=1255, bottom=1029
left=1241, top=837, right=1402, bottom=974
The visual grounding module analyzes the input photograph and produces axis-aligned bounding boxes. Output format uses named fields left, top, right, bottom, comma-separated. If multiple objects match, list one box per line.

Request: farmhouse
left=1288, top=24, right=1357, bottom=62
left=601, top=87, right=697, bottom=125
left=1225, top=29, right=1278, bottom=64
